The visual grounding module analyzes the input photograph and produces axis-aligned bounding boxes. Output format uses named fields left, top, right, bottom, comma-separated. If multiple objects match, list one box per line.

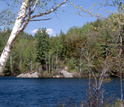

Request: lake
left=0, top=77, right=123, bottom=107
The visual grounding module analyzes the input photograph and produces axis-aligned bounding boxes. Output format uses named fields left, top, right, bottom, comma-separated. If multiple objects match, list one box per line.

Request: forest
left=0, top=13, right=124, bottom=78
left=1, top=0, right=124, bottom=107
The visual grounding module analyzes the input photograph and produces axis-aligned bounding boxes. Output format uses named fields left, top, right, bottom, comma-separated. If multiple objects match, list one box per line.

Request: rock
left=53, top=66, right=73, bottom=78
left=53, top=67, right=73, bottom=78
left=53, top=75, right=62, bottom=78
left=64, top=67, right=68, bottom=70
left=60, top=70, right=73, bottom=78
left=17, top=72, right=39, bottom=78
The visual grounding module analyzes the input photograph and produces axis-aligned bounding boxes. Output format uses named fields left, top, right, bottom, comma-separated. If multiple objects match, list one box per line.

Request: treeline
left=0, top=17, right=124, bottom=77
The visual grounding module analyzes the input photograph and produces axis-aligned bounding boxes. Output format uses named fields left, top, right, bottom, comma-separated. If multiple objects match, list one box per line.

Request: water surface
left=0, top=77, right=123, bottom=106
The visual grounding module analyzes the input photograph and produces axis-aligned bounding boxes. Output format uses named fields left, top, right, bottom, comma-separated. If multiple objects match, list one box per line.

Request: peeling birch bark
left=0, top=0, right=29, bottom=75
left=0, top=0, right=68, bottom=75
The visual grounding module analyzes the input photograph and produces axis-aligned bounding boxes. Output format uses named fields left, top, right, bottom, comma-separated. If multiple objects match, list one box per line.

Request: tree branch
left=30, top=0, right=39, bottom=15
left=28, top=0, right=31, bottom=19
left=30, top=0, right=68, bottom=20
left=30, top=18, right=52, bottom=21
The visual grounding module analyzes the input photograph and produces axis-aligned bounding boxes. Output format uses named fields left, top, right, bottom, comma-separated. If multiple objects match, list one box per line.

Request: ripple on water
left=0, top=77, right=123, bottom=106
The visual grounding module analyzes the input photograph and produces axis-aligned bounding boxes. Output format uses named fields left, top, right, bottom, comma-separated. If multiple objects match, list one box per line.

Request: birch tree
left=0, top=0, right=68, bottom=75
left=72, top=0, right=124, bottom=105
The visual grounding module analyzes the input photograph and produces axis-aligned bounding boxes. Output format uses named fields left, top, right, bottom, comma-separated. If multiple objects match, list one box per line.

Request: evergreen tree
left=35, top=28, right=50, bottom=65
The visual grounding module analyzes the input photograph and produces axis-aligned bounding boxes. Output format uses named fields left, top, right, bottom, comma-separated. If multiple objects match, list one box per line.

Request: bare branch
left=27, top=0, right=31, bottom=20
left=29, top=18, right=52, bottom=21
left=30, top=0, right=39, bottom=15
left=30, top=0, right=68, bottom=20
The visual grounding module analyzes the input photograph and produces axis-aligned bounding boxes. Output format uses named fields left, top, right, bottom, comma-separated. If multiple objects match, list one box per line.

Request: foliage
left=35, top=28, right=49, bottom=64
left=0, top=11, right=124, bottom=77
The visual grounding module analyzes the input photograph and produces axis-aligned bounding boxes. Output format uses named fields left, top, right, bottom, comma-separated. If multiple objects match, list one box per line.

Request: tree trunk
left=79, top=52, right=82, bottom=74
left=52, top=55, right=54, bottom=77
left=0, top=0, right=28, bottom=75
left=118, top=22, right=123, bottom=102
left=30, top=51, right=33, bottom=72
left=45, top=54, right=48, bottom=73
left=56, top=45, right=58, bottom=73
left=19, top=51, right=22, bottom=73
left=30, top=60, right=32, bottom=72
left=49, top=53, right=50, bottom=74
left=119, top=35, right=123, bottom=102
left=10, top=54, right=13, bottom=74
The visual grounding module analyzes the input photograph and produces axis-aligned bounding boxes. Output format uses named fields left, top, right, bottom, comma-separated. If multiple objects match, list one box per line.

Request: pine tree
left=35, top=28, right=50, bottom=66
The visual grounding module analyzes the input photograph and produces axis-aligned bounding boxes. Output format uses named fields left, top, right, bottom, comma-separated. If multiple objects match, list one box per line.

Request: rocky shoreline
left=17, top=67, right=74, bottom=78
left=17, top=72, right=39, bottom=78
left=16, top=67, right=112, bottom=78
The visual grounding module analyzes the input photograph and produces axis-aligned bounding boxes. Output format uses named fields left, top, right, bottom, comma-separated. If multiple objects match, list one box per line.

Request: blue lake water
left=0, top=77, right=123, bottom=107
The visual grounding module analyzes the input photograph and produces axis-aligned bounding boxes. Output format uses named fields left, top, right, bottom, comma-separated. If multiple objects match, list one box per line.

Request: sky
left=0, top=0, right=118, bottom=36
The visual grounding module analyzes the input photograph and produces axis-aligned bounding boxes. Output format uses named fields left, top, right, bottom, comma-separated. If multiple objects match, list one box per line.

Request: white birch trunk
left=0, top=0, right=28, bottom=75
left=10, top=54, right=13, bottom=73
left=52, top=55, right=54, bottom=76
left=49, top=53, right=50, bottom=74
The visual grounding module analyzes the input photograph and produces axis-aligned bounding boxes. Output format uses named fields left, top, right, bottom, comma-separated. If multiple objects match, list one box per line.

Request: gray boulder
left=60, top=70, right=73, bottom=78
left=17, top=72, right=39, bottom=78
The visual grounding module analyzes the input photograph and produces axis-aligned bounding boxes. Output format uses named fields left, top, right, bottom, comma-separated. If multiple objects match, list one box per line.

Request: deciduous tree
left=0, top=0, right=68, bottom=75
